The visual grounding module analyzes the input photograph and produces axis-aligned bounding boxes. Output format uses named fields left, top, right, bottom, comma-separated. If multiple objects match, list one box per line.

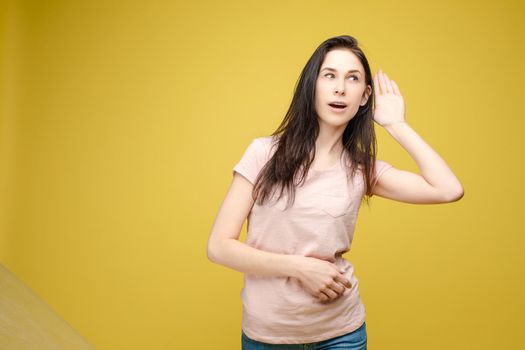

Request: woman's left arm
left=371, top=70, right=464, bottom=204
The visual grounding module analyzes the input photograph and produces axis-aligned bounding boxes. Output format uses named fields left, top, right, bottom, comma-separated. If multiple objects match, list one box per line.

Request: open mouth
left=328, top=102, right=347, bottom=110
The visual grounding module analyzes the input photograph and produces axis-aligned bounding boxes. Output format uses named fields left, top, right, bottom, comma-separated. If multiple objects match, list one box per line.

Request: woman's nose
left=334, top=81, right=345, bottom=95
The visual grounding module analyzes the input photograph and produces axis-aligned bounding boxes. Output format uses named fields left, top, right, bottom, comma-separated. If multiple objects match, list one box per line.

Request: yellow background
left=1, top=0, right=524, bottom=348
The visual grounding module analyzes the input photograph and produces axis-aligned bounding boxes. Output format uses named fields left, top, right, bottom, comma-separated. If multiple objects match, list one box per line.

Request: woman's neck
left=315, top=127, right=345, bottom=158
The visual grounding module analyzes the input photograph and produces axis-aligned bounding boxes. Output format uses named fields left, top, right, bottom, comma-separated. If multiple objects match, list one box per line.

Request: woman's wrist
left=284, top=254, right=302, bottom=279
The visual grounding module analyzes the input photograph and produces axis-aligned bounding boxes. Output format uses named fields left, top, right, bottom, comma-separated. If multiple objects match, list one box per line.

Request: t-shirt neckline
left=310, top=153, right=343, bottom=173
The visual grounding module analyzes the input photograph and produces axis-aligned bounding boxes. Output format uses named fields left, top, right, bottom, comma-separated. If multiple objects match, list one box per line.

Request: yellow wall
left=1, top=0, right=524, bottom=348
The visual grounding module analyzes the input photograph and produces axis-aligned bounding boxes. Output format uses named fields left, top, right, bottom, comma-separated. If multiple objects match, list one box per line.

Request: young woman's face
left=314, top=48, right=372, bottom=128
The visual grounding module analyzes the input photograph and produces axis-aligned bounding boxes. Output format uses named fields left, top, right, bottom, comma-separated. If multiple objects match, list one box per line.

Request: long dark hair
left=253, top=35, right=380, bottom=209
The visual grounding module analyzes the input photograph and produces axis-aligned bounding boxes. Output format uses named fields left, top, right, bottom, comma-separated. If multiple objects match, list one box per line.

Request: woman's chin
left=317, top=116, right=354, bottom=129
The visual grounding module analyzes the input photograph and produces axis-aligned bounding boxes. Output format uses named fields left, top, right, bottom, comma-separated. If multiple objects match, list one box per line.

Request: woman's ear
left=360, top=85, right=372, bottom=106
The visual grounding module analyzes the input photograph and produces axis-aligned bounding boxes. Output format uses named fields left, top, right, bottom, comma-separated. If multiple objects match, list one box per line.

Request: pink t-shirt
left=232, top=135, right=393, bottom=344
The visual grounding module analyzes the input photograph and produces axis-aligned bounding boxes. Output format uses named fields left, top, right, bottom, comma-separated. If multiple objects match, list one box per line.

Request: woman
left=207, top=35, right=464, bottom=349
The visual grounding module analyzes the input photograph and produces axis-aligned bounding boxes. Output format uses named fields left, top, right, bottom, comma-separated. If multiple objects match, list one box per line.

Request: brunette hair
left=253, top=35, right=380, bottom=209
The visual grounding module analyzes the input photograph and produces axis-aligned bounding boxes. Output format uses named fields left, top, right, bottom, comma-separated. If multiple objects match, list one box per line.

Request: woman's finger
left=373, top=74, right=379, bottom=96
left=378, top=70, right=389, bottom=94
left=383, top=72, right=394, bottom=93
left=391, top=79, right=401, bottom=95
left=318, top=292, right=329, bottom=301
left=325, top=281, right=342, bottom=294
left=334, top=275, right=352, bottom=289
left=375, top=71, right=384, bottom=94
left=323, top=287, right=338, bottom=299
left=332, top=282, right=346, bottom=294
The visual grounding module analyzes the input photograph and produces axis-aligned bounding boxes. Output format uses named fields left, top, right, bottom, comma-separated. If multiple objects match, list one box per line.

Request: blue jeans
left=241, top=322, right=367, bottom=350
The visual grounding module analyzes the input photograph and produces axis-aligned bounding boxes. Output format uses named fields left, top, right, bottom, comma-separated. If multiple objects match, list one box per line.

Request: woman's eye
left=323, top=73, right=358, bottom=81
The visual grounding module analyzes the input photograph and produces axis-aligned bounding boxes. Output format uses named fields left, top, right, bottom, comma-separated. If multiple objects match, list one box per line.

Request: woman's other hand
left=291, top=256, right=352, bottom=302
left=372, top=69, right=406, bottom=127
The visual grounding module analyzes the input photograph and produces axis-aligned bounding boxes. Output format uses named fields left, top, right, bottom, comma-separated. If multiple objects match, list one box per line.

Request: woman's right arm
left=207, top=172, right=300, bottom=278
left=207, top=173, right=351, bottom=301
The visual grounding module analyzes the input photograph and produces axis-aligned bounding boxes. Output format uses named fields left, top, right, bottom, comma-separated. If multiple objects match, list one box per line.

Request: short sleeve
left=232, top=138, right=269, bottom=185
left=370, top=159, right=394, bottom=195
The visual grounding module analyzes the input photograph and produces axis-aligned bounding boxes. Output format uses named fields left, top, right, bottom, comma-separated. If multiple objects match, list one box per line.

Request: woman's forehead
left=321, top=49, right=364, bottom=74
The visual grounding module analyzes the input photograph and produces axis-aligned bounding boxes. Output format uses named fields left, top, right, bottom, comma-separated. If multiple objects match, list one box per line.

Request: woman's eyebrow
left=321, top=67, right=362, bottom=75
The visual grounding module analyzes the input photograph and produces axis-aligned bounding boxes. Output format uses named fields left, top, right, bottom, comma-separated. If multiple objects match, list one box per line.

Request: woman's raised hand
left=291, top=256, right=352, bottom=303
left=372, top=69, right=406, bottom=127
